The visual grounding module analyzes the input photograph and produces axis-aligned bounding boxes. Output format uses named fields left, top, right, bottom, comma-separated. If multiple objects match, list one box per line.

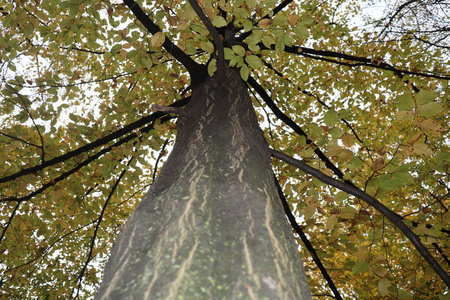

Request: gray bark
left=95, top=67, right=312, bottom=300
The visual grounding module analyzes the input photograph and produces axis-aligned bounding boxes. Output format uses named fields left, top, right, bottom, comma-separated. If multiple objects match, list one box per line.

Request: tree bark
left=95, top=67, right=312, bottom=300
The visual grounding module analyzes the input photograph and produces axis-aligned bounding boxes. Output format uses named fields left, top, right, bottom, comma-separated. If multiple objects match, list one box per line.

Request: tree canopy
left=0, top=0, right=449, bottom=299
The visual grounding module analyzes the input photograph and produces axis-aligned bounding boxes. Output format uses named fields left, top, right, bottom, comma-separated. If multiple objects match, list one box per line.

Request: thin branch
left=0, top=131, right=42, bottom=148
left=5, top=218, right=98, bottom=273
left=248, top=75, right=346, bottom=180
left=0, top=202, right=21, bottom=245
left=273, top=174, right=343, bottom=300
left=0, top=97, right=190, bottom=185
left=153, top=138, right=170, bottom=182
left=270, top=148, right=450, bottom=288
left=238, top=0, right=295, bottom=41
left=187, top=0, right=225, bottom=84
left=261, top=59, right=364, bottom=144
left=280, top=45, right=449, bottom=80
left=72, top=158, right=132, bottom=299
left=376, top=0, right=420, bottom=38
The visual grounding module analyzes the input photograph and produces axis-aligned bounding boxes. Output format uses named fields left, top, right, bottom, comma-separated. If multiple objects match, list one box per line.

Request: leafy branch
left=0, top=97, right=189, bottom=185
left=261, top=59, right=364, bottom=144
left=187, top=0, right=225, bottom=84
left=248, top=75, right=346, bottom=180
left=123, top=0, right=206, bottom=84
left=72, top=158, right=132, bottom=299
left=270, top=148, right=450, bottom=288
left=280, top=45, right=449, bottom=80
left=273, top=174, right=343, bottom=300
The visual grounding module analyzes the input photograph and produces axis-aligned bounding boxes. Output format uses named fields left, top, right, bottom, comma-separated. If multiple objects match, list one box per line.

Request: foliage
left=0, top=0, right=448, bottom=298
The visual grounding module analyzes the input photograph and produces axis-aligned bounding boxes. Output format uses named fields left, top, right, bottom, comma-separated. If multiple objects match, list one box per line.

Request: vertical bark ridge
left=95, top=67, right=312, bottom=300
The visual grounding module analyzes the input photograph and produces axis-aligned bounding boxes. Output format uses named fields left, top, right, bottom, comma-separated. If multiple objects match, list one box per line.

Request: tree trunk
left=95, top=67, right=312, bottom=300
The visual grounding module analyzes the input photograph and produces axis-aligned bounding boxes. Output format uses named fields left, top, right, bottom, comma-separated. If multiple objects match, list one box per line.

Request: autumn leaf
left=151, top=32, right=165, bottom=48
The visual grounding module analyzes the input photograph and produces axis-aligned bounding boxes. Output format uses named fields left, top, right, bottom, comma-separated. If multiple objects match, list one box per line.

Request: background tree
left=0, top=0, right=449, bottom=299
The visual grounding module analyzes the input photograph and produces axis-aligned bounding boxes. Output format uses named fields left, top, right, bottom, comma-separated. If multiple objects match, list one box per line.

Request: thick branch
left=281, top=45, right=449, bottom=80
left=270, top=148, right=450, bottom=288
left=0, top=97, right=189, bottom=185
left=123, top=0, right=206, bottom=82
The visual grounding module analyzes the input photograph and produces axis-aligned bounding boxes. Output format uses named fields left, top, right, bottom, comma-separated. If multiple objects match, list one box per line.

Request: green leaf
left=200, top=41, right=214, bottom=53
left=262, top=35, right=275, bottom=48
left=240, top=64, right=249, bottom=81
left=380, top=179, right=403, bottom=191
left=23, top=22, right=35, bottom=37
left=245, top=55, right=262, bottom=68
left=394, top=94, right=414, bottom=110
left=224, top=48, right=235, bottom=60
left=294, top=25, right=309, bottom=40
left=378, top=278, right=390, bottom=297
left=324, top=109, right=339, bottom=127
left=232, top=45, right=246, bottom=57
left=207, top=59, right=216, bottom=77
left=351, top=156, right=365, bottom=169
left=416, top=90, right=438, bottom=104
left=417, top=102, right=443, bottom=117
left=329, top=127, right=343, bottom=138
left=352, top=261, right=369, bottom=274
left=326, top=215, right=339, bottom=230
left=211, top=16, right=227, bottom=27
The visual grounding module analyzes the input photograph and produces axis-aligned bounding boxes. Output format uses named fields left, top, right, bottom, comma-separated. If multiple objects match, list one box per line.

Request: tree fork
left=95, top=67, right=312, bottom=299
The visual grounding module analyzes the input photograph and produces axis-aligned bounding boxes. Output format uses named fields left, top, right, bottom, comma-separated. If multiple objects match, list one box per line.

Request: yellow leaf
left=416, top=119, right=445, bottom=136
left=327, top=145, right=343, bottom=157
left=151, top=32, right=165, bottom=48
left=305, top=196, right=319, bottom=208
left=341, top=133, right=356, bottom=147
left=287, top=14, right=298, bottom=26
left=408, top=132, right=422, bottom=144
left=371, top=265, right=388, bottom=277
left=413, top=142, right=433, bottom=156
left=326, top=215, right=339, bottom=230
left=378, top=278, right=390, bottom=296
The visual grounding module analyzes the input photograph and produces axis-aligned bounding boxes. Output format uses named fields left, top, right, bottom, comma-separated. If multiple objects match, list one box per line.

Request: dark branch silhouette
left=123, top=0, right=207, bottom=84
left=273, top=174, right=343, bottom=300
left=0, top=97, right=189, bottom=185
left=72, top=158, right=132, bottom=299
left=261, top=59, right=364, bottom=144
left=280, top=45, right=449, bottom=80
left=270, top=148, right=450, bottom=288
left=187, top=0, right=225, bottom=84
left=248, top=75, right=346, bottom=180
